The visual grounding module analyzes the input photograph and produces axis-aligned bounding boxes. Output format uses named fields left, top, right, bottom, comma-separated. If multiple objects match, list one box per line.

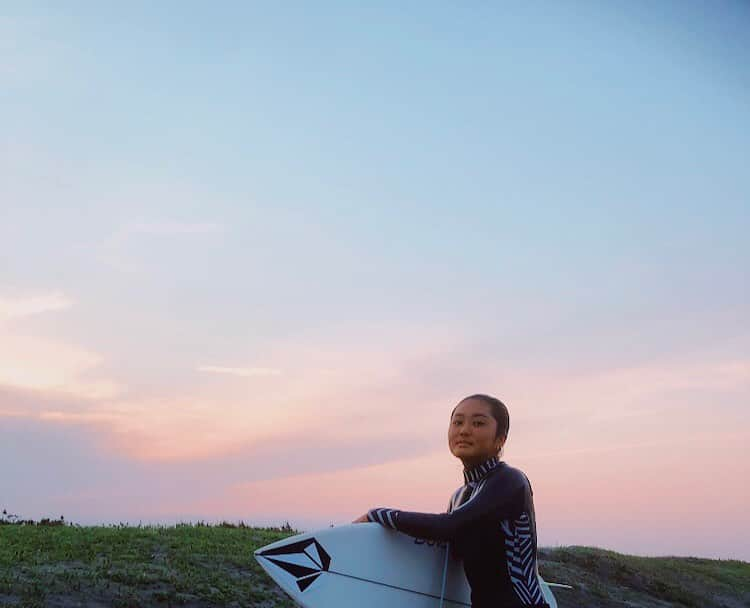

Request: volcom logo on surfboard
left=257, top=538, right=331, bottom=591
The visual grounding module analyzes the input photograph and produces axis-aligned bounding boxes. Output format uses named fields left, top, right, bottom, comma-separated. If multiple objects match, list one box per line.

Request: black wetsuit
left=368, top=456, right=549, bottom=608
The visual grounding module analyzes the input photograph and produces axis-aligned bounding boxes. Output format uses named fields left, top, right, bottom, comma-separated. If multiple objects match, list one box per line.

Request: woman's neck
left=461, top=454, right=501, bottom=484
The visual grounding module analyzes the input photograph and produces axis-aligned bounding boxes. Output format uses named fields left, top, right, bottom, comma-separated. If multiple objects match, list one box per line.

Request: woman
left=353, top=394, right=549, bottom=608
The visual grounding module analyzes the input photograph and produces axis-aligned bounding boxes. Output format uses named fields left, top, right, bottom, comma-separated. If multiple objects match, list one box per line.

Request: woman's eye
left=474, top=421, right=484, bottom=426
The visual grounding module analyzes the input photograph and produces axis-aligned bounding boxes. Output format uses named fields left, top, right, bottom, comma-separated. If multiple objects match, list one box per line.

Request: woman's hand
left=352, top=513, right=370, bottom=523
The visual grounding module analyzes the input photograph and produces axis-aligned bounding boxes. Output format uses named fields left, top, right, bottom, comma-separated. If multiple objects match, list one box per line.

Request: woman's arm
left=352, top=488, right=455, bottom=525
left=367, top=473, right=526, bottom=541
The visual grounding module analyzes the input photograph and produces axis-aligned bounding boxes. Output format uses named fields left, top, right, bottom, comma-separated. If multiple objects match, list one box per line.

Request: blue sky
left=1, top=1, right=749, bottom=559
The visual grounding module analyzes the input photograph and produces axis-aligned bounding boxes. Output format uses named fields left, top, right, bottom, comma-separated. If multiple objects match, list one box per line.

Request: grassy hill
left=1, top=515, right=747, bottom=607
left=537, top=546, right=749, bottom=608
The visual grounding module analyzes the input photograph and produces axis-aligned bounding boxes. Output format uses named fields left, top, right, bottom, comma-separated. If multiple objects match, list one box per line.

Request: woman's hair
left=452, top=393, right=510, bottom=440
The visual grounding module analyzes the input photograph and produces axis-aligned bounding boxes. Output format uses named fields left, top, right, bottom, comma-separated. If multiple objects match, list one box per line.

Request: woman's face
left=448, top=398, right=502, bottom=467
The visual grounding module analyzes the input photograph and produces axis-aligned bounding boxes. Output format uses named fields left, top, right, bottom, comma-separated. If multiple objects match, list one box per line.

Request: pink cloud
left=0, top=292, right=71, bottom=321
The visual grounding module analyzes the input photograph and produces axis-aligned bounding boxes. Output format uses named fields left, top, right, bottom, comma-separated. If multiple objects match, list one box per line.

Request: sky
left=1, top=1, right=749, bottom=561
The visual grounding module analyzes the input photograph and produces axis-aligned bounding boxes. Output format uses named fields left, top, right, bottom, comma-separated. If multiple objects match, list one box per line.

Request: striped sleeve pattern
left=500, top=512, right=545, bottom=605
left=367, top=508, right=400, bottom=530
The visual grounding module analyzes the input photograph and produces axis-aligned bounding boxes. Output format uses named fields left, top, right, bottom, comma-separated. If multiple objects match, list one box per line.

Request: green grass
left=539, top=545, right=750, bottom=608
left=0, top=520, right=299, bottom=607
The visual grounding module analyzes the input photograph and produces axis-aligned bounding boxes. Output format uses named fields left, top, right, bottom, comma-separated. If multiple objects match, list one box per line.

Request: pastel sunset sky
left=2, top=2, right=748, bottom=561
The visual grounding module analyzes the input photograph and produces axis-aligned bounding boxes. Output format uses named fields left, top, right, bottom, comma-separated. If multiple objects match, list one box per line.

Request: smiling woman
left=353, top=394, right=549, bottom=608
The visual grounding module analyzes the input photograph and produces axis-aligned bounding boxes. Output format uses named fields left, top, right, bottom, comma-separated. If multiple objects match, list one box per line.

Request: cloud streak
left=0, top=292, right=72, bottom=322
left=196, top=365, right=282, bottom=378
left=129, top=221, right=225, bottom=235
left=0, top=292, right=118, bottom=399
left=82, top=215, right=226, bottom=273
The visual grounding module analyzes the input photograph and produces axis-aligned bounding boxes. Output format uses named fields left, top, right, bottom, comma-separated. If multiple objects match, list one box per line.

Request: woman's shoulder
left=487, top=461, right=531, bottom=490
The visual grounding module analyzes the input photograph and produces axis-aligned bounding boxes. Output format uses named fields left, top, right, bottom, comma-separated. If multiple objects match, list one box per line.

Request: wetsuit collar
left=463, top=455, right=501, bottom=484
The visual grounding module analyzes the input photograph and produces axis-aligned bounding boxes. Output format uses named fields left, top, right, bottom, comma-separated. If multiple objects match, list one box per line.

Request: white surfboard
left=254, top=523, right=558, bottom=608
